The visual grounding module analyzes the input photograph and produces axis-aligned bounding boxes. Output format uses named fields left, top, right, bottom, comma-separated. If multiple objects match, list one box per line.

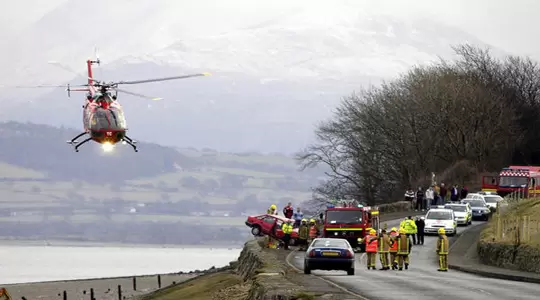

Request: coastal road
left=288, top=220, right=540, bottom=300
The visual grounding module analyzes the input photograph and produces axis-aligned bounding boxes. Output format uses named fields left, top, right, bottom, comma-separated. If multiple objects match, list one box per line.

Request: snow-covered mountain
left=1, top=0, right=497, bottom=153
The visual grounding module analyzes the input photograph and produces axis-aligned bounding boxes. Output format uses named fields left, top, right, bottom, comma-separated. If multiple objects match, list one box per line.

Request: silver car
left=304, top=238, right=355, bottom=275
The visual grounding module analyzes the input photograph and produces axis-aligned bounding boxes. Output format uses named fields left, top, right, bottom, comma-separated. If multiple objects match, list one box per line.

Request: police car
left=424, top=207, right=457, bottom=236
left=444, top=203, right=472, bottom=226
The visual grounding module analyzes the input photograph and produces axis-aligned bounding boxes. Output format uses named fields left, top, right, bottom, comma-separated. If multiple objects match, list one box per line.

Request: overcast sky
left=1, top=0, right=538, bottom=59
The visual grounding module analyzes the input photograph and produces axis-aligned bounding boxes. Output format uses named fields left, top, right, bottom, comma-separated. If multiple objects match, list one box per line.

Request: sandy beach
left=2, top=273, right=199, bottom=300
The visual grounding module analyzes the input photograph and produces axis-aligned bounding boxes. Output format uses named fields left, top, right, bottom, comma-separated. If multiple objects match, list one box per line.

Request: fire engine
left=482, top=166, right=540, bottom=197
left=322, top=200, right=380, bottom=252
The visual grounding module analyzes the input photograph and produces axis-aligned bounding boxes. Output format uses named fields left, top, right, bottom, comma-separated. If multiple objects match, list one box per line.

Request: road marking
left=286, top=249, right=371, bottom=300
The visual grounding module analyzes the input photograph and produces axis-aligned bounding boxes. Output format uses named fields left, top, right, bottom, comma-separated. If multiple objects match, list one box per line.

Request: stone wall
left=236, top=238, right=311, bottom=300
left=377, top=201, right=412, bottom=213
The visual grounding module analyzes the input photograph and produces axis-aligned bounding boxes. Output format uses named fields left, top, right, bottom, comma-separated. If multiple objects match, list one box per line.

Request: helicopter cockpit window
left=89, top=108, right=126, bottom=131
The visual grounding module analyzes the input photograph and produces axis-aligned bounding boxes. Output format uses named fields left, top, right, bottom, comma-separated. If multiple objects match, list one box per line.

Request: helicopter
left=19, top=57, right=210, bottom=152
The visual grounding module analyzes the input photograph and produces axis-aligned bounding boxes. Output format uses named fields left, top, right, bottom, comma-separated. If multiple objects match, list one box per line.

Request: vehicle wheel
left=468, top=220, right=472, bottom=225
left=347, top=268, right=355, bottom=276
left=289, top=238, right=296, bottom=246
left=304, top=266, right=311, bottom=274
left=251, top=226, right=261, bottom=236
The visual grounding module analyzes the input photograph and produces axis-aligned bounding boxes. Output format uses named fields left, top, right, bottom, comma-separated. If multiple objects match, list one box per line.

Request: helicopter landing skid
left=67, top=132, right=90, bottom=152
left=123, top=136, right=138, bottom=152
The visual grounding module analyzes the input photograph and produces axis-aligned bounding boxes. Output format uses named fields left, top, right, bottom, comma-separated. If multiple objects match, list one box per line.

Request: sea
left=0, top=242, right=242, bottom=284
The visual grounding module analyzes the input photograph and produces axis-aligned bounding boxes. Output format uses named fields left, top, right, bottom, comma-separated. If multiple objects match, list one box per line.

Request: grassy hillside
left=0, top=122, right=321, bottom=244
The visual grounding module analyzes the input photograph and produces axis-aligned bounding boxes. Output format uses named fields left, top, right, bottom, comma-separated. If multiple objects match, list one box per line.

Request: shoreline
left=0, top=238, right=243, bottom=249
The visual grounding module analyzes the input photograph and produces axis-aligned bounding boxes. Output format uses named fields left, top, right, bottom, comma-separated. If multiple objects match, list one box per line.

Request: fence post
left=63, top=290, right=67, bottom=300
left=497, top=213, right=502, bottom=239
left=90, top=288, right=94, bottom=300
left=133, top=277, right=137, bottom=291
left=158, top=275, right=161, bottom=288
left=117, top=285, right=122, bottom=300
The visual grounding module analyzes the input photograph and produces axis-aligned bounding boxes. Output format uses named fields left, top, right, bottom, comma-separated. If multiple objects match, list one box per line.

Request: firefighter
left=298, top=218, right=309, bottom=251
left=358, top=229, right=378, bottom=269
left=267, top=204, right=278, bottom=215
left=308, top=219, right=318, bottom=245
left=378, top=228, right=391, bottom=270
left=437, top=227, right=449, bottom=271
left=396, top=228, right=411, bottom=270
left=388, top=227, right=399, bottom=270
left=281, top=220, right=293, bottom=250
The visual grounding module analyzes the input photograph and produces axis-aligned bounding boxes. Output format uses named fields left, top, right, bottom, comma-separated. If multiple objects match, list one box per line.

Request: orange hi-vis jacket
left=365, top=234, right=379, bottom=253
left=309, top=225, right=318, bottom=238
left=389, top=231, right=399, bottom=252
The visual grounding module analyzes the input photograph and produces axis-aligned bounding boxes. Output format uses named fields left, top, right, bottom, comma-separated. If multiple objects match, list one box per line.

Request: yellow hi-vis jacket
left=282, top=223, right=293, bottom=234
left=400, top=219, right=418, bottom=234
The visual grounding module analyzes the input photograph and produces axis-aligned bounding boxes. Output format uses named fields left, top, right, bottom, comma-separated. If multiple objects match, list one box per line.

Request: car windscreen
left=326, top=210, right=362, bottom=224
left=484, top=196, right=501, bottom=203
left=447, top=206, right=466, bottom=212
left=426, top=211, right=453, bottom=220
left=462, top=200, right=485, bottom=207
left=312, top=239, right=348, bottom=248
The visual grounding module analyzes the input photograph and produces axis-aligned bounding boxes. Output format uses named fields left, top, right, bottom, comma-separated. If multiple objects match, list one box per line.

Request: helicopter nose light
left=101, top=142, right=115, bottom=152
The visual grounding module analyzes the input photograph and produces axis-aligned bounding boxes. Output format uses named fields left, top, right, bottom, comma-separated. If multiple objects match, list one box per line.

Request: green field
left=0, top=149, right=315, bottom=227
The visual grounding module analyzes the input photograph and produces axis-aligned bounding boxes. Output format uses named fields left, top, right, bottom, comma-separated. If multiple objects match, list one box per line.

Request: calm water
left=0, top=244, right=242, bottom=284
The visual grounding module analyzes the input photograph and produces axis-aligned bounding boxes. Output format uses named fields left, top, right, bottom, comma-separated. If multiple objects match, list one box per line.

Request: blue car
left=461, top=199, right=491, bottom=221
left=304, top=238, right=355, bottom=275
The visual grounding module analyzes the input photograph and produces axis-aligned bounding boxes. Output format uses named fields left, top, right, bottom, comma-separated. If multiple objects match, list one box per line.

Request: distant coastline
left=0, top=238, right=243, bottom=249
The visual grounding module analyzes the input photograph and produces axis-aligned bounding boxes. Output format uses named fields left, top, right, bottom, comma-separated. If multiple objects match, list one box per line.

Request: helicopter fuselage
left=83, top=99, right=127, bottom=145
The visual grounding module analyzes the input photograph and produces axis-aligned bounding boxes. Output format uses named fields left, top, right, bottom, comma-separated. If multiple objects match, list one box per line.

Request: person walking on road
left=388, top=227, right=399, bottom=270
left=297, top=219, right=309, bottom=251
left=395, top=228, right=411, bottom=270
left=378, top=229, right=391, bottom=270
left=359, top=229, right=378, bottom=270
left=415, top=216, right=425, bottom=245
left=400, top=216, right=418, bottom=245
left=437, top=228, right=449, bottom=271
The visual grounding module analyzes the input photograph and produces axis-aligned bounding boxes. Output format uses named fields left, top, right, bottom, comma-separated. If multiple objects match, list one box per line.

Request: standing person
left=440, top=183, right=448, bottom=203
left=415, top=187, right=424, bottom=211
left=281, top=220, right=293, bottom=250
left=437, top=228, right=449, bottom=271
left=396, top=228, right=411, bottom=270
left=297, top=219, right=309, bottom=251
left=359, top=229, right=378, bottom=270
left=378, top=229, right=391, bottom=270
left=283, top=202, right=294, bottom=219
left=388, top=227, right=399, bottom=270
left=400, top=216, right=418, bottom=245
left=308, top=219, right=318, bottom=245
left=405, top=188, right=415, bottom=209
left=292, top=207, right=303, bottom=228
left=450, top=185, right=459, bottom=202
left=425, top=186, right=434, bottom=211
left=415, top=216, right=425, bottom=245
left=460, top=186, right=469, bottom=200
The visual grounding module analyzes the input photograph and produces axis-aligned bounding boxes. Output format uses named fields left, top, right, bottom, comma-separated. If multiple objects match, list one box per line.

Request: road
left=289, top=220, right=540, bottom=300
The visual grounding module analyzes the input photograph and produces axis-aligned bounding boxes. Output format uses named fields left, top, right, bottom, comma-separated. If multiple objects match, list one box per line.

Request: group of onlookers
left=405, top=183, right=469, bottom=211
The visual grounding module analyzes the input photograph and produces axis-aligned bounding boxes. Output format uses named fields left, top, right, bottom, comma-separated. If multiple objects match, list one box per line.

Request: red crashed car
left=245, top=214, right=299, bottom=244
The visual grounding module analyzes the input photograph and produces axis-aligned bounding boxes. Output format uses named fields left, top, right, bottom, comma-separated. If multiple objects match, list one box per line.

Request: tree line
left=297, top=44, right=540, bottom=205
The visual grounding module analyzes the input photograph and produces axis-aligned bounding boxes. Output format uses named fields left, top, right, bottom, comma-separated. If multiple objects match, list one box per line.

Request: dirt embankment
left=477, top=198, right=540, bottom=273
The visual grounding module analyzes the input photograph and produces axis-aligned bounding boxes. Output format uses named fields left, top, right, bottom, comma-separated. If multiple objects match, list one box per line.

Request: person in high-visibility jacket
left=436, top=227, right=449, bottom=271
left=388, top=227, right=399, bottom=270
left=378, top=229, right=391, bottom=270
left=396, top=228, right=411, bottom=270
left=281, top=220, right=294, bottom=250
left=400, top=216, right=418, bottom=242
left=358, top=229, right=378, bottom=269
left=308, top=219, right=318, bottom=245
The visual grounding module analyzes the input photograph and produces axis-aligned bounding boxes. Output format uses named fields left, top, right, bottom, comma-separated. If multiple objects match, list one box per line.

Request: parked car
left=469, top=193, right=503, bottom=211
left=461, top=198, right=491, bottom=221
left=304, top=238, right=355, bottom=275
left=245, top=214, right=299, bottom=243
left=424, top=208, right=457, bottom=236
left=444, top=203, right=472, bottom=226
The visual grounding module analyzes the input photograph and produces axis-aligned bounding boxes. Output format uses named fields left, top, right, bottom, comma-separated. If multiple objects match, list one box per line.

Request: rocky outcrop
left=236, top=238, right=309, bottom=300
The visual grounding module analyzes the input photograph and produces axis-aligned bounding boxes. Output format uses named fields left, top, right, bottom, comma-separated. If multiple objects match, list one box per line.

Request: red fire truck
left=322, top=200, right=379, bottom=252
left=482, top=166, right=540, bottom=197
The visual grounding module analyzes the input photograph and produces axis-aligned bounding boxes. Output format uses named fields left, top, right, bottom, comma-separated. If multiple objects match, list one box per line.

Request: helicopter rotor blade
left=113, top=87, right=163, bottom=101
left=7, top=84, right=87, bottom=89
left=114, top=72, right=211, bottom=85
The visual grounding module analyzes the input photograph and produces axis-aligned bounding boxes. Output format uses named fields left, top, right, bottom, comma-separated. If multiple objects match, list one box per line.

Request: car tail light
left=308, top=250, right=316, bottom=257
left=344, top=250, right=353, bottom=258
